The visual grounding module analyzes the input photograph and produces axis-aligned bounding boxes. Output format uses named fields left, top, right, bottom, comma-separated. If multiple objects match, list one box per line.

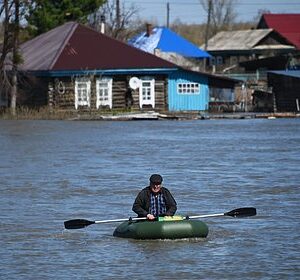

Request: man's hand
left=147, top=214, right=155, bottom=220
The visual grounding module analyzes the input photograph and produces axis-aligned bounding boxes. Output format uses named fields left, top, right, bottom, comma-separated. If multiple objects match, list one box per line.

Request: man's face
left=150, top=183, right=161, bottom=193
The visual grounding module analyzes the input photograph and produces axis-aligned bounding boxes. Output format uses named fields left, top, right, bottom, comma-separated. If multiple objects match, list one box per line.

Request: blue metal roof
left=268, top=70, right=300, bottom=78
left=158, top=28, right=211, bottom=58
left=128, top=27, right=211, bottom=58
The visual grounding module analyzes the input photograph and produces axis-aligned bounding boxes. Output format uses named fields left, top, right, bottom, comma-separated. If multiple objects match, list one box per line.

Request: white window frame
left=139, top=78, right=155, bottom=108
left=74, top=78, right=91, bottom=109
left=177, top=82, right=200, bottom=95
left=96, top=78, right=113, bottom=109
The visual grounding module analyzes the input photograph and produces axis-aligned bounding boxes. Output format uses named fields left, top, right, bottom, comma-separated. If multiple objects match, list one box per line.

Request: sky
left=123, top=0, right=300, bottom=25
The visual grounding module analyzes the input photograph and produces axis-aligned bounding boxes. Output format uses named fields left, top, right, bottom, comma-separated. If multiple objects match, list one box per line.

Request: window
left=177, top=83, right=200, bottom=94
left=216, top=56, right=223, bottom=65
left=96, top=78, right=112, bottom=109
left=230, top=56, right=238, bottom=65
left=142, top=82, right=151, bottom=100
left=209, top=57, right=216, bottom=66
left=75, top=78, right=91, bottom=109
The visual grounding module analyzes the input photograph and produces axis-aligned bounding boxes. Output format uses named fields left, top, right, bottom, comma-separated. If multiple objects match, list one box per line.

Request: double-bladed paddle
left=64, top=207, right=256, bottom=230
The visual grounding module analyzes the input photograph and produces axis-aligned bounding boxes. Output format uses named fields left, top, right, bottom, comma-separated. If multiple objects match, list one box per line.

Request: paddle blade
left=225, top=207, right=257, bottom=218
left=64, top=219, right=95, bottom=229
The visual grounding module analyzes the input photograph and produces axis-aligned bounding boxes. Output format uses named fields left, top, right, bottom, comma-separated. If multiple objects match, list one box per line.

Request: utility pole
left=116, top=0, right=121, bottom=29
left=204, top=0, right=212, bottom=51
left=166, top=2, right=170, bottom=28
left=204, top=0, right=212, bottom=72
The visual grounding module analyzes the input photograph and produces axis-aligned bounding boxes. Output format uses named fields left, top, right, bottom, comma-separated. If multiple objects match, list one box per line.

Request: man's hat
left=150, top=174, right=163, bottom=184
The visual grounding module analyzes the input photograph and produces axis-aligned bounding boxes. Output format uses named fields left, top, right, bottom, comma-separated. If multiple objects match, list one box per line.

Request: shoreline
left=69, top=111, right=300, bottom=121
left=1, top=110, right=300, bottom=121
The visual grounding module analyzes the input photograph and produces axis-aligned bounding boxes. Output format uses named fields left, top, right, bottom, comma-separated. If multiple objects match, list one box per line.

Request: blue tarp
left=128, top=27, right=210, bottom=58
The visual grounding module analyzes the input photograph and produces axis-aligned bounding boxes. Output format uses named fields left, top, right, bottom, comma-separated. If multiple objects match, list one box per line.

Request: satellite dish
left=129, top=77, right=141, bottom=90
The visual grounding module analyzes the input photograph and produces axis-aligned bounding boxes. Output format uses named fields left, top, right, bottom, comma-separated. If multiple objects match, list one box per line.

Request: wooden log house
left=16, top=22, right=237, bottom=113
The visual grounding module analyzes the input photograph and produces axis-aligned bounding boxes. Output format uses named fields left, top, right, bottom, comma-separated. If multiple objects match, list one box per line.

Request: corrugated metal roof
left=20, top=22, right=76, bottom=71
left=253, top=45, right=294, bottom=50
left=268, top=70, right=300, bottom=78
left=19, top=22, right=177, bottom=72
left=204, top=29, right=273, bottom=51
left=17, top=21, right=238, bottom=88
left=257, top=14, right=300, bottom=49
left=128, top=27, right=210, bottom=58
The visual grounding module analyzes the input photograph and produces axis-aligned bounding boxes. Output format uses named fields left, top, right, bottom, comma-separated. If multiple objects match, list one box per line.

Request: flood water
left=0, top=118, right=299, bottom=279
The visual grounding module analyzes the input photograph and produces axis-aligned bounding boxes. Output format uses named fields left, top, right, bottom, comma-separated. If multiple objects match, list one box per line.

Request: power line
left=128, top=1, right=300, bottom=6
left=123, top=0, right=300, bottom=24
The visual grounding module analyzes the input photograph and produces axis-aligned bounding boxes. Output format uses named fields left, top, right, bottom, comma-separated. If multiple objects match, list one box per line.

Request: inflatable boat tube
left=113, top=219, right=208, bottom=239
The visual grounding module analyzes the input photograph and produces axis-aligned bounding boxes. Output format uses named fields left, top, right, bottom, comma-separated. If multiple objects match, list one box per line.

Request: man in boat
left=132, top=174, right=177, bottom=220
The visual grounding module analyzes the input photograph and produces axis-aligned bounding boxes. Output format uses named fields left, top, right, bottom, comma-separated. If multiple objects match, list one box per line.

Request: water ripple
left=1, top=119, right=300, bottom=279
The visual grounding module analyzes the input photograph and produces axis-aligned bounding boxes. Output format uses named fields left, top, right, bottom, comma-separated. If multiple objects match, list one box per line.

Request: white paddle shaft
left=94, top=213, right=225, bottom=224
left=94, top=217, right=147, bottom=224
left=188, top=213, right=225, bottom=219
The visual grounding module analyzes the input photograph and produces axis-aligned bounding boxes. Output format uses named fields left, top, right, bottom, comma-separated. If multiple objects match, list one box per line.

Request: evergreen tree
left=26, top=0, right=106, bottom=35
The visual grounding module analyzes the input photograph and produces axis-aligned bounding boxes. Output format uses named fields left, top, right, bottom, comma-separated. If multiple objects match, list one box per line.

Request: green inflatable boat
left=113, top=217, right=208, bottom=240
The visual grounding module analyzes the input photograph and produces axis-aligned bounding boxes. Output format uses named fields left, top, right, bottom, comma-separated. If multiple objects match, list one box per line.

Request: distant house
left=239, top=54, right=299, bottom=72
left=203, top=29, right=295, bottom=75
left=15, top=22, right=236, bottom=113
left=268, top=70, right=300, bottom=112
left=239, top=14, right=300, bottom=73
left=252, top=70, right=300, bottom=113
left=257, top=14, right=300, bottom=50
left=203, top=28, right=297, bottom=111
left=128, top=25, right=210, bottom=71
left=252, top=89, right=274, bottom=113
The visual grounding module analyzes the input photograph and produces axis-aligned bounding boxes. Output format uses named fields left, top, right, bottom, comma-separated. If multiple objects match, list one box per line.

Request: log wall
left=49, top=75, right=168, bottom=112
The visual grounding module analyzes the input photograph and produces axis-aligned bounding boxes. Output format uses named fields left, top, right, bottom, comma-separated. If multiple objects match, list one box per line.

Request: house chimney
left=100, top=15, right=105, bottom=34
left=146, top=23, right=152, bottom=37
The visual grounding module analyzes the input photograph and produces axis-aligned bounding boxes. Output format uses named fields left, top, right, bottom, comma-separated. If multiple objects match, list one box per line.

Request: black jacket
left=132, top=186, right=177, bottom=217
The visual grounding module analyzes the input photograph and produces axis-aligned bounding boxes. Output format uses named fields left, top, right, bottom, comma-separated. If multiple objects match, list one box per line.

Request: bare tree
left=252, top=9, right=271, bottom=24
left=0, top=0, right=21, bottom=115
left=10, top=0, right=20, bottom=115
left=201, top=0, right=237, bottom=38
left=89, top=0, right=139, bottom=41
left=0, top=0, right=13, bottom=110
